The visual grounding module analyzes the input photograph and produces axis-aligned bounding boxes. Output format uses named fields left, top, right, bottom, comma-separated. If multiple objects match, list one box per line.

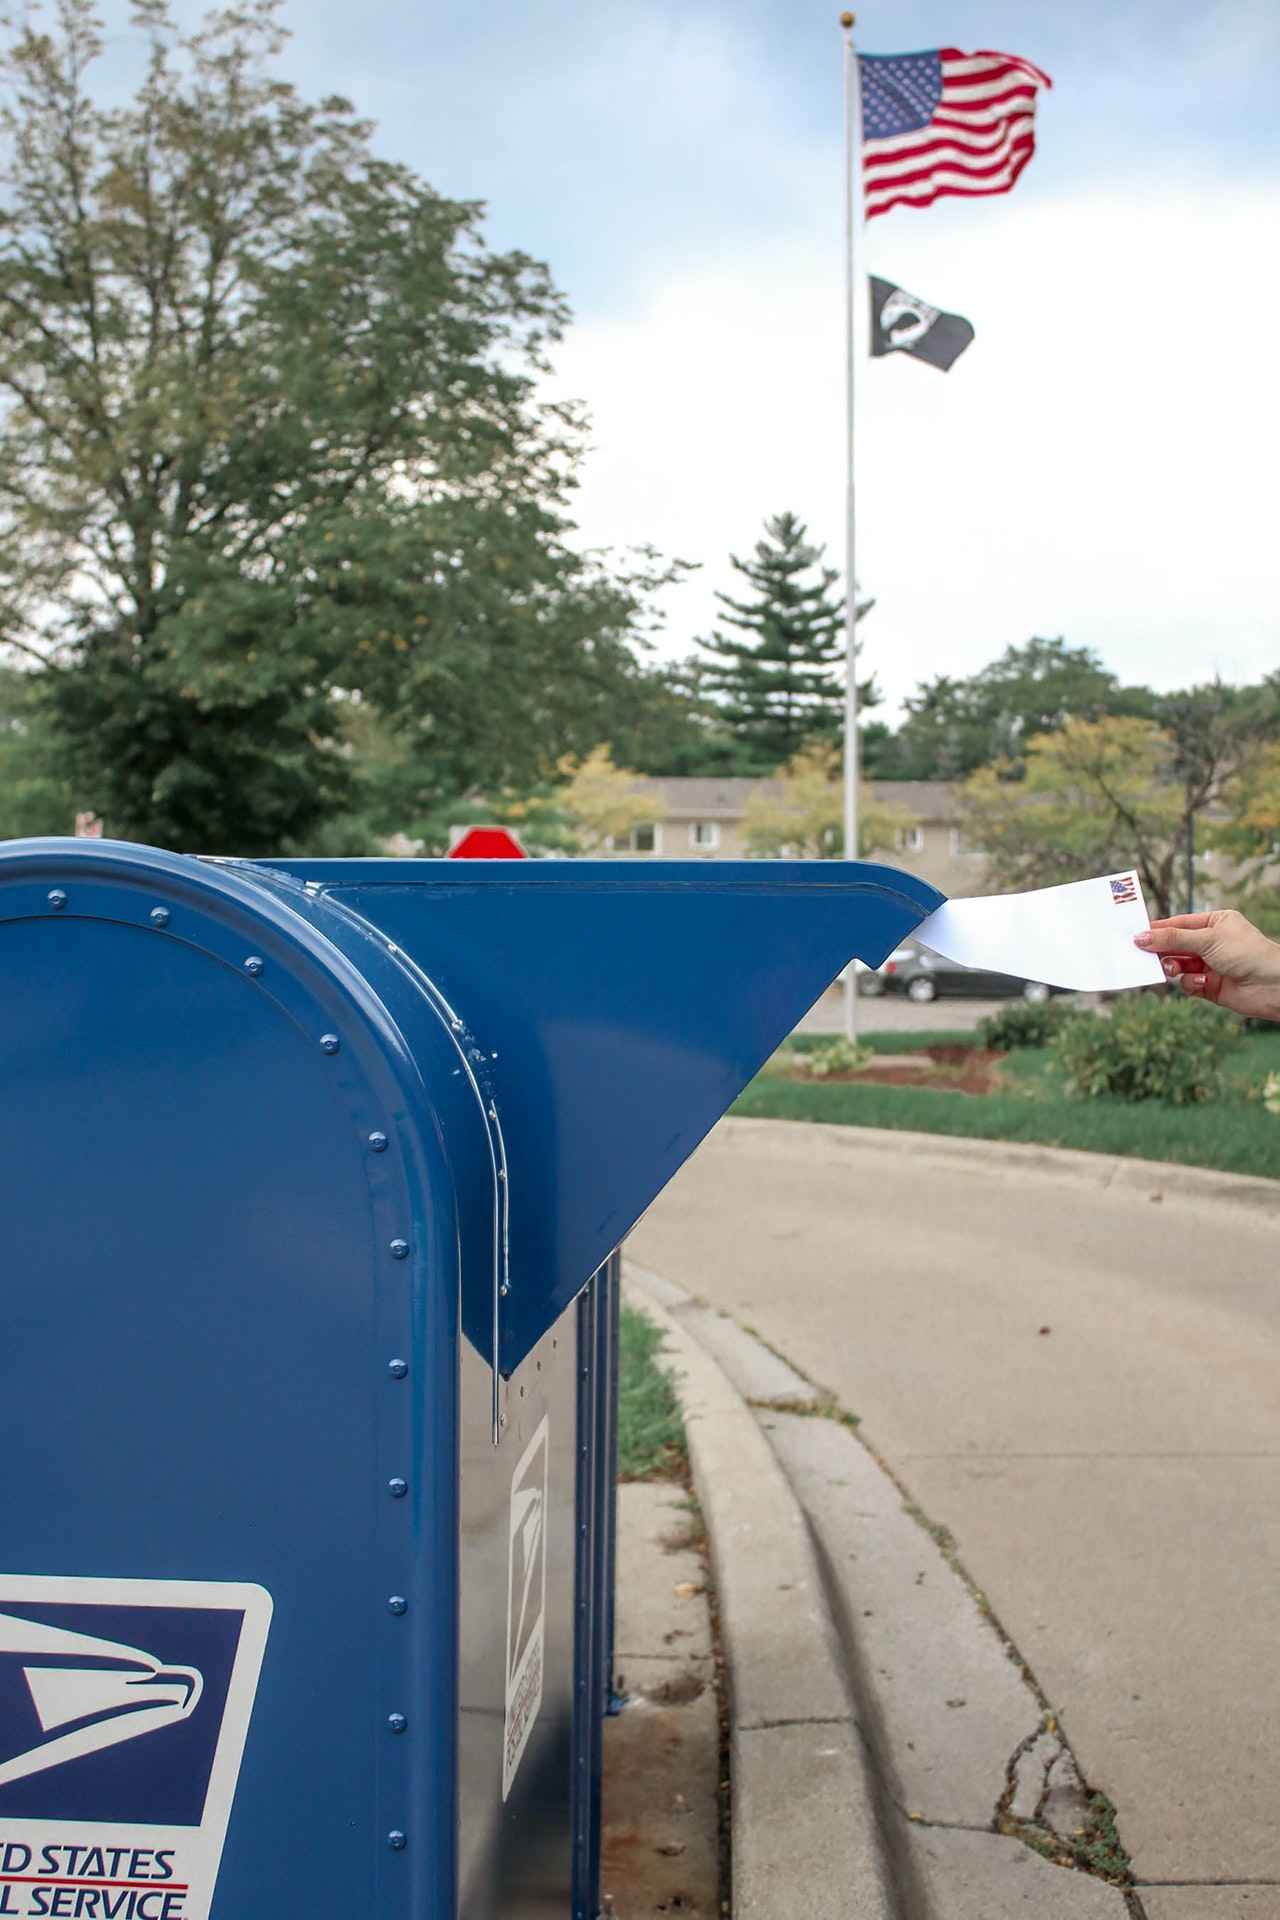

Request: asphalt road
left=797, top=985, right=1099, bottom=1034
left=629, top=1117, right=1280, bottom=1909
left=798, top=985, right=1003, bottom=1033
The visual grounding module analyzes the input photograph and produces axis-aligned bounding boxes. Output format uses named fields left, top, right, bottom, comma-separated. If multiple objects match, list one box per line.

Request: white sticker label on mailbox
left=502, top=1418, right=548, bottom=1802
left=0, top=1574, right=271, bottom=1920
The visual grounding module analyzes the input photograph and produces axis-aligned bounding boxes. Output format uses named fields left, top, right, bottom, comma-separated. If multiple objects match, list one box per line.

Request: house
left=615, top=776, right=991, bottom=899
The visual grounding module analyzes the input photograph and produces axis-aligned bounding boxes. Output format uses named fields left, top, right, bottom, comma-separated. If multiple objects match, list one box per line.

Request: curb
left=715, top=1114, right=1280, bottom=1220
left=622, top=1273, right=897, bottom=1920
left=627, top=1261, right=1137, bottom=1920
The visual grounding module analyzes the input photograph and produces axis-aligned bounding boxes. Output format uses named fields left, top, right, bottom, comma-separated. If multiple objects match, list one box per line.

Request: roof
left=629, top=776, right=782, bottom=817
left=864, top=781, right=960, bottom=820
left=629, top=775, right=957, bottom=820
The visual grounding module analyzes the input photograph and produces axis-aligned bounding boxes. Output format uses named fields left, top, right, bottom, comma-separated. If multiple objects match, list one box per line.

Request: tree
left=0, top=666, right=69, bottom=837
left=878, top=638, right=1156, bottom=781
left=954, top=703, right=1270, bottom=917
left=697, top=513, right=872, bottom=774
left=0, top=1, right=667, bottom=852
left=579, top=654, right=743, bottom=779
left=1153, top=678, right=1279, bottom=911
left=741, top=741, right=914, bottom=860
left=554, top=743, right=664, bottom=853
left=1212, top=729, right=1280, bottom=936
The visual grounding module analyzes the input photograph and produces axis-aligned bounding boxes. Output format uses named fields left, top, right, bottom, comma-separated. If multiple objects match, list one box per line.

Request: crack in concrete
left=737, top=1713, right=853, bottom=1732
left=748, top=1361, right=1139, bottom=1898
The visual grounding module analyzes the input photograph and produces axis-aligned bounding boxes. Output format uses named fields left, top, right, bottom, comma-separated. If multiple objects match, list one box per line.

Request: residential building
left=614, top=776, right=991, bottom=899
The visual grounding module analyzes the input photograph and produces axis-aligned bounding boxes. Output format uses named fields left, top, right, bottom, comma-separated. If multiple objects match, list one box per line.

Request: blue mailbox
left=0, top=840, right=940, bottom=1920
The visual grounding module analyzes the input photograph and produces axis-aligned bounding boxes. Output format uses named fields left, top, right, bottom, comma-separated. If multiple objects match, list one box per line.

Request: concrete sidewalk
left=601, top=1480, right=721, bottom=1919
left=628, top=1267, right=1133, bottom=1920
left=629, top=1117, right=1280, bottom=1918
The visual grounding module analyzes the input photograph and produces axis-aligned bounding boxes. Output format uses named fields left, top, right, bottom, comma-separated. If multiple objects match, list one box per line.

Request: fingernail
left=1161, top=960, right=1178, bottom=977
left=1134, top=931, right=1154, bottom=948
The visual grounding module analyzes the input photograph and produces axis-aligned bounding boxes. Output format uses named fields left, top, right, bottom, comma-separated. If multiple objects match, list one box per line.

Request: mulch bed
left=809, top=1045, right=1007, bottom=1098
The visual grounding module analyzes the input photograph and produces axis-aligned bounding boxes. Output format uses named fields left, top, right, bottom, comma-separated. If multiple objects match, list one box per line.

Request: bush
left=800, top=1037, right=873, bottom=1078
left=1056, top=994, right=1239, bottom=1104
left=979, top=1000, right=1065, bottom=1050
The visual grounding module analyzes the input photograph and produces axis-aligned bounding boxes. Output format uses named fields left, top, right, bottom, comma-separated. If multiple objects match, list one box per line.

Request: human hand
left=1135, top=910, right=1280, bottom=1022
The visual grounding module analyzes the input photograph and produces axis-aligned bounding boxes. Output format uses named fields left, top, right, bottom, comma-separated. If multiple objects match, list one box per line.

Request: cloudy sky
left=104, top=0, right=1280, bottom=713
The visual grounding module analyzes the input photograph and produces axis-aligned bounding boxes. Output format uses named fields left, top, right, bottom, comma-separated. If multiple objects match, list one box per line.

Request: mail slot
left=0, top=839, right=940, bottom=1919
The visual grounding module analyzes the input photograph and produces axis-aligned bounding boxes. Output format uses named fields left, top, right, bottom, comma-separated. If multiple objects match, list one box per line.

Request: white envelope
left=913, top=870, right=1167, bottom=994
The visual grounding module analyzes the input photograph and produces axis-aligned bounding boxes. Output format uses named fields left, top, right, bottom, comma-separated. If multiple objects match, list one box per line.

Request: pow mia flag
left=870, top=275, right=974, bottom=371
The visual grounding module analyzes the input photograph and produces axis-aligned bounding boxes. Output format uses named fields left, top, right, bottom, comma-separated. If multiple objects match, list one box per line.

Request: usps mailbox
left=0, top=840, right=940, bottom=1920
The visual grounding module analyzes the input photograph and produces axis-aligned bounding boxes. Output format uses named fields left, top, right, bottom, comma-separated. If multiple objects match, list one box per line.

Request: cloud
left=549, top=184, right=1280, bottom=712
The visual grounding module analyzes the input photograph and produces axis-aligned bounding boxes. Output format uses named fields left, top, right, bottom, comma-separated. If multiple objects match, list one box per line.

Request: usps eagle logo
left=503, top=1418, right=549, bottom=1801
left=1109, top=875, right=1138, bottom=905
left=0, top=1576, right=270, bottom=1920
left=0, top=1612, right=203, bottom=1790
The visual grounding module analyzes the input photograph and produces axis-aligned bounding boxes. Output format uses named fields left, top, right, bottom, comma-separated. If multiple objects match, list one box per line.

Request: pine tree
left=698, top=513, right=871, bottom=773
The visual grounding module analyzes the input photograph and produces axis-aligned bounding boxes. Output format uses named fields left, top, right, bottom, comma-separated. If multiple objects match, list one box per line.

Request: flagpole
left=841, top=11, right=862, bottom=1044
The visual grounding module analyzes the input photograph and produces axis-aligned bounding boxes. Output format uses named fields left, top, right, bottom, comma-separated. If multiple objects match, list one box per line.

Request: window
left=629, top=822, right=660, bottom=854
left=690, top=820, right=720, bottom=850
left=899, top=825, right=925, bottom=853
left=950, top=827, right=979, bottom=858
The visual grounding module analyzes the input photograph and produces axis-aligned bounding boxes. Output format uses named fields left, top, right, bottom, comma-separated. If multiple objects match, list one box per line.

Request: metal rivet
left=149, top=906, right=169, bottom=928
left=499, top=1283, right=510, bottom=1298
left=387, top=1712, right=407, bottom=1734
left=388, top=1358, right=408, bottom=1379
left=388, top=1477, right=407, bottom=1499
left=47, top=889, right=66, bottom=910
left=389, top=1239, right=409, bottom=1261
left=387, top=1831, right=407, bottom=1851
left=369, top=1131, right=388, bottom=1153
left=319, top=1033, right=340, bottom=1055
left=244, top=955, right=263, bottom=976
left=387, top=1595, right=407, bottom=1615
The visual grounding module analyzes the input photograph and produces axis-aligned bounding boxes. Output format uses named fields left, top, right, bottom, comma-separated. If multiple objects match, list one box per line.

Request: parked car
left=859, top=942, right=1053, bottom=1004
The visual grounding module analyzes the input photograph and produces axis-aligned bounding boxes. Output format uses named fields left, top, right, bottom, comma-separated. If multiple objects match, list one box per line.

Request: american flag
left=859, top=49, right=1052, bottom=221
left=1109, top=875, right=1138, bottom=906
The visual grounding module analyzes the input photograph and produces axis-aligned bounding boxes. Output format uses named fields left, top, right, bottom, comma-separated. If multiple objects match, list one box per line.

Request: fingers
left=1146, top=913, right=1217, bottom=932
left=1135, top=925, right=1215, bottom=956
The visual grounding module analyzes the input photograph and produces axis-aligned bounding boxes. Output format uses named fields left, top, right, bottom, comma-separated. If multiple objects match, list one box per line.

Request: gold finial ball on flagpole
left=840, top=12, right=855, bottom=26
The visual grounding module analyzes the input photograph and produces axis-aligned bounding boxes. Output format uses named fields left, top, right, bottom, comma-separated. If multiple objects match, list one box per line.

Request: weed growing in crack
left=998, top=1792, right=1133, bottom=1887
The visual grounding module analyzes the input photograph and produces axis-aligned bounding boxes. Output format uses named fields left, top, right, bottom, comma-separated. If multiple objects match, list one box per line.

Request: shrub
left=979, top=1000, right=1065, bottom=1050
left=1056, top=994, right=1239, bottom=1104
left=799, top=1037, right=873, bottom=1078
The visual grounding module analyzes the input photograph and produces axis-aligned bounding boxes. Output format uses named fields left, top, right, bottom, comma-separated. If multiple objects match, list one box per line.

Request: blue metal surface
left=0, top=837, right=942, bottom=1920
left=600, top=1263, right=625, bottom=1720
left=570, top=1266, right=614, bottom=1920
left=267, top=859, right=944, bottom=1373
left=0, top=840, right=487, bottom=1919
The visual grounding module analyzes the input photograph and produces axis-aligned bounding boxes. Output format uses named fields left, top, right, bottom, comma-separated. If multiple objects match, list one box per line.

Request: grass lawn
left=616, top=1303, right=687, bottom=1480
left=732, top=1024, right=1280, bottom=1180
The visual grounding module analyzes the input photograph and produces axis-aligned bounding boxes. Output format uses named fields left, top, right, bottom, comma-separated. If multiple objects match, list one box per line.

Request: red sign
left=447, top=826, right=528, bottom=860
